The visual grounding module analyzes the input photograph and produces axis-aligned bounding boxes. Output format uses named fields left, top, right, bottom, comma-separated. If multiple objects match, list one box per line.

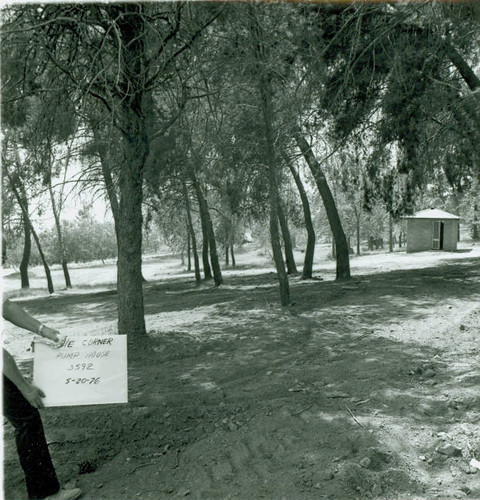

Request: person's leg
left=3, top=375, right=60, bottom=500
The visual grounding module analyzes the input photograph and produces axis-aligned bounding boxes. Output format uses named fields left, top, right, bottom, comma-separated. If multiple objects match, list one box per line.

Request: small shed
left=404, top=209, right=460, bottom=253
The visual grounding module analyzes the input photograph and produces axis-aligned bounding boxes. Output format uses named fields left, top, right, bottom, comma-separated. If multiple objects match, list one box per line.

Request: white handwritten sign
left=33, top=335, right=128, bottom=407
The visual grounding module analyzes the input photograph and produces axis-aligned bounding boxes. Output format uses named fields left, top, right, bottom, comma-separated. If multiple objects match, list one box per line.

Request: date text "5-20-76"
left=65, top=377, right=101, bottom=385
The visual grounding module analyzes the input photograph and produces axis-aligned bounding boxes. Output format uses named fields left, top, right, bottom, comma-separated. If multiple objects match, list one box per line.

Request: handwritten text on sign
left=33, top=335, right=128, bottom=407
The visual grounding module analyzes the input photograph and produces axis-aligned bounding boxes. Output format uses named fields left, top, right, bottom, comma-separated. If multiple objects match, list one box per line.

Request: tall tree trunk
left=473, top=203, right=479, bottom=241
left=116, top=116, right=146, bottom=329
left=60, top=247, right=72, bottom=288
left=294, top=133, right=351, bottom=281
left=192, top=179, right=212, bottom=280
left=115, top=7, right=151, bottom=336
left=389, top=213, right=393, bottom=253
left=46, top=136, right=74, bottom=289
left=224, top=222, right=230, bottom=266
left=445, top=42, right=480, bottom=92
left=191, top=172, right=222, bottom=286
left=31, top=224, right=54, bottom=294
left=93, top=122, right=153, bottom=285
left=20, top=213, right=31, bottom=289
left=287, top=162, right=315, bottom=279
left=183, top=183, right=201, bottom=284
left=117, top=134, right=147, bottom=336
left=98, top=127, right=148, bottom=286
left=48, top=183, right=72, bottom=288
left=201, top=232, right=211, bottom=279
left=93, top=122, right=155, bottom=286
left=268, top=198, right=290, bottom=305
left=250, top=8, right=290, bottom=306
left=190, top=230, right=201, bottom=284
left=6, top=168, right=54, bottom=293
left=180, top=246, right=185, bottom=267
left=26, top=219, right=54, bottom=293
left=229, top=216, right=236, bottom=267
left=444, top=43, right=480, bottom=129
left=355, top=209, right=361, bottom=256
left=186, top=222, right=192, bottom=272
left=207, top=211, right=223, bottom=285
left=92, top=125, right=120, bottom=237
left=277, top=199, right=298, bottom=275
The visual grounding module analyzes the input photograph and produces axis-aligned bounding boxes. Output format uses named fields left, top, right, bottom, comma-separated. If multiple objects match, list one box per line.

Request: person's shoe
left=44, top=487, right=83, bottom=500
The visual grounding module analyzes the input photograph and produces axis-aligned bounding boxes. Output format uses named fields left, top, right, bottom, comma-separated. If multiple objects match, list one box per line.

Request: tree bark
left=229, top=216, right=236, bottom=267
left=207, top=209, right=223, bottom=285
left=183, top=183, right=201, bottom=284
left=268, top=198, right=290, bottom=305
left=389, top=213, right=393, bottom=253
left=115, top=7, right=152, bottom=336
left=20, top=212, right=31, bottom=289
left=277, top=199, right=298, bottom=275
left=445, top=42, right=480, bottom=92
left=6, top=168, right=54, bottom=293
left=224, top=221, right=230, bottom=266
left=190, top=228, right=201, bottom=284
left=25, top=219, right=53, bottom=293
left=250, top=7, right=290, bottom=305
left=95, top=125, right=149, bottom=287
left=117, top=130, right=147, bottom=336
left=201, top=231, right=211, bottom=279
left=192, top=178, right=212, bottom=280
left=473, top=203, right=479, bottom=241
left=355, top=209, right=361, bottom=256
left=287, top=162, right=315, bottom=279
left=294, top=133, right=351, bottom=280
left=48, top=183, right=72, bottom=288
left=92, top=125, right=120, bottom=237
left=191, top=172, right=222, bottom=286
left=31, top=223, right=54, bottom=294
left=186, top=222, right=192, bottom=272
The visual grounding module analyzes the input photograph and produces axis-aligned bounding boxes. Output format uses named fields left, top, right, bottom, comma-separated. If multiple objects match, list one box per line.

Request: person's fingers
left=55, top=334, right=67, bottom=348
left=45, top=328, right=60, bottom=342
left=30, top=387, right=46, bottom=408
left=30, top=397, right=41, bottom=409
left=34, top=392, right=44, bottom=409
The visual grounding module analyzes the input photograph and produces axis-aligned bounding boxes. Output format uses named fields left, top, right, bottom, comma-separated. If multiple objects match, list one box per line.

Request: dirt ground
left=3, top=243, right=480, bottom=500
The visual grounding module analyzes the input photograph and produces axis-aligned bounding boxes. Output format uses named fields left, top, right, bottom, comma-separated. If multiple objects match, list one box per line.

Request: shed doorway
left=432, top=221, right=444, bottom=250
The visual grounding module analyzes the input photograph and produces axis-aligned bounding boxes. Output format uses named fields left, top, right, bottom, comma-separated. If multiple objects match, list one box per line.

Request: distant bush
left=4, top=218, right=118, bottom=267
left=61, top=218, right=118, bottom=263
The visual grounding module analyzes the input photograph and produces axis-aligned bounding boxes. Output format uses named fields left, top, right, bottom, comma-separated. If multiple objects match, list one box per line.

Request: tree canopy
left=2, top=1, right=479, bottom=331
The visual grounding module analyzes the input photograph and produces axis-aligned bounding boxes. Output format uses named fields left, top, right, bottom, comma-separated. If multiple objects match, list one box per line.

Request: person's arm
left=2, top=299, right=60, bottom=342
left=3, top=348, right=46, bottom=409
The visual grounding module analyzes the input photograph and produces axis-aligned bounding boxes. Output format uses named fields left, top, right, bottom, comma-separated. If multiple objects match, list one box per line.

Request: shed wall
left=407, top=220, right=431, bottom=253
left=406, top=219, right=459, bottom=253
left=443, top=220, right=459, bottom=251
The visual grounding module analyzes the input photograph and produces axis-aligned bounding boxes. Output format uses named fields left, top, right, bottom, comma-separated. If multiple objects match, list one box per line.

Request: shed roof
left=404, top=208, right=460, bottom=220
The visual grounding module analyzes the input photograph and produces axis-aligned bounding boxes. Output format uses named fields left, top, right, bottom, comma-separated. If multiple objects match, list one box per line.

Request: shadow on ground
left=4, top=255, right=480, bottom=499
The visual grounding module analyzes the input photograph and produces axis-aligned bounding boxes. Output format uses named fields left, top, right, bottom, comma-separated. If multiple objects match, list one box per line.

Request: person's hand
left=55, top=334, right=68, bottom=348
left=20, top=384, right=46, bottom=409
left=41, top=326, right=60, bottom=343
